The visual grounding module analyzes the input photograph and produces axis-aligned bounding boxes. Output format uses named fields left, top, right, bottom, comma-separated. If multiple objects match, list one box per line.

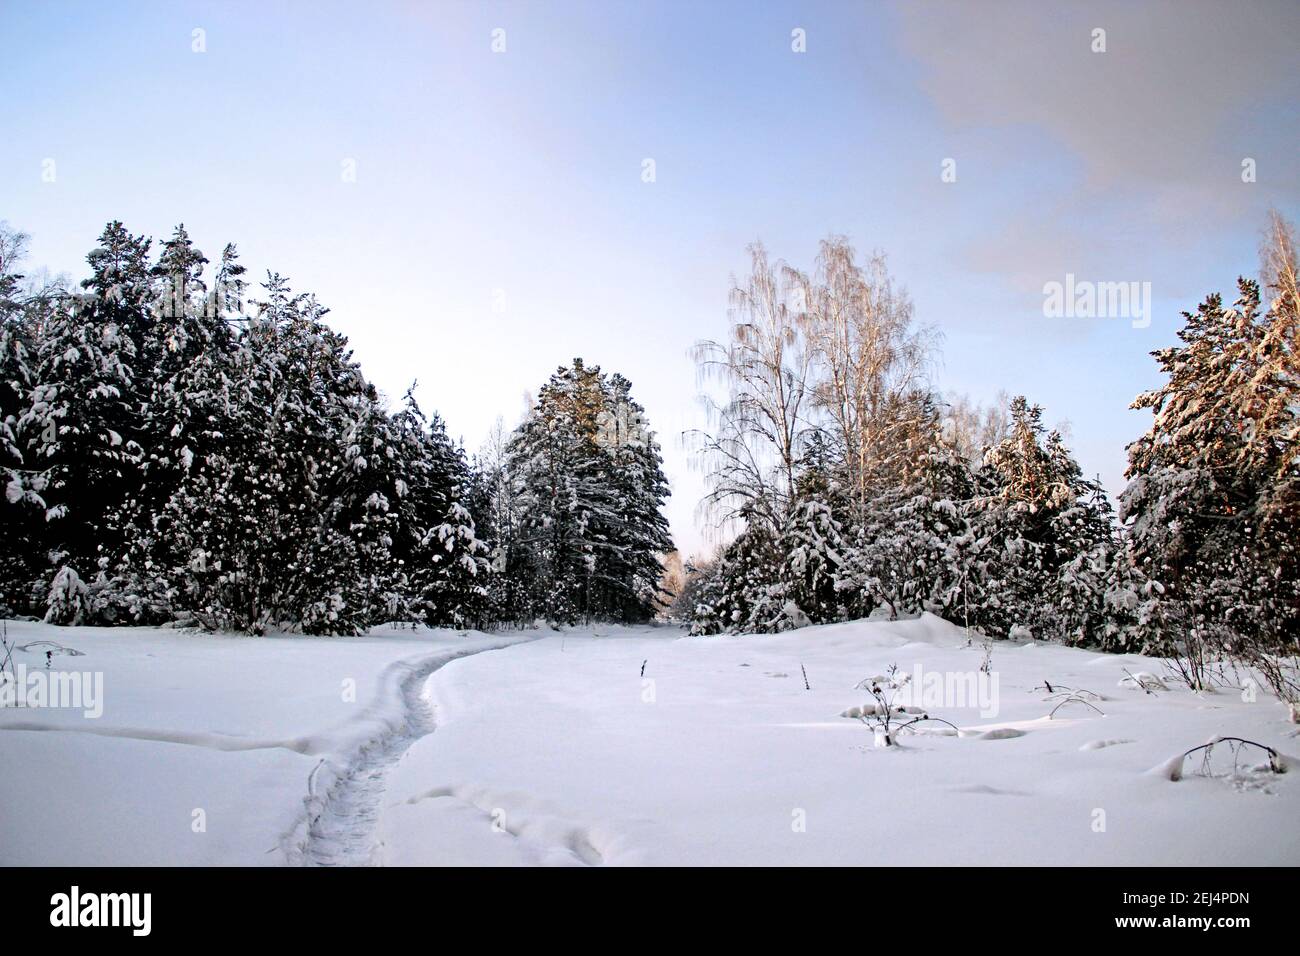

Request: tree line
left=678, top=219, right=1298, bottom=708
left=2, top=214, right=1295, bottom=710
left=0, top=221, right=671, bottom=633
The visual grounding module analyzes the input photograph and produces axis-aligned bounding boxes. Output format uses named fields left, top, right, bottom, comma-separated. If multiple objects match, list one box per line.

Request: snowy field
left=1, top=614, right=1297, bottom=866
left=0, top=621, right=529, bottom=865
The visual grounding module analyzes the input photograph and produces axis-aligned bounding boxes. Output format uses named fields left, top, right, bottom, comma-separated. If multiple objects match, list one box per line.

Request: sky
left=2, top=0, right=1296, bottom=560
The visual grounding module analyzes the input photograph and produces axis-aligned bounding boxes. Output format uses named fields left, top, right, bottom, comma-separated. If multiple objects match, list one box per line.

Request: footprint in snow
left=951, top=783, right=1033, bottom=796
left=967, top=727, right=1027, bottom=740
left=1080, top=738, right=1135, bottom=751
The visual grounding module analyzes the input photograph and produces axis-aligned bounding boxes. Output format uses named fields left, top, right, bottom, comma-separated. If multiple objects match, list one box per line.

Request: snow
left=0, top=620, right=528, bottom=865
left=382, top=613, right=1299, bottom=865
left=2, top=613, right=1297, bottom=866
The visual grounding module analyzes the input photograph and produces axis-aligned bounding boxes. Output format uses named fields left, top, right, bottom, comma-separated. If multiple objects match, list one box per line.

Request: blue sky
left=3, top=0, right=1296, bottom=558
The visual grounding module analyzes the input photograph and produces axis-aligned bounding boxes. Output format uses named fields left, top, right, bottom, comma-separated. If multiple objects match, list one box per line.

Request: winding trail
left=297, top=643, right=517, bottom=867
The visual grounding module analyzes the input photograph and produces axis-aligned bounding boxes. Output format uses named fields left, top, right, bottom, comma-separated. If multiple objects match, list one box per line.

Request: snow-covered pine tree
left=1044, top=454, right=1122, bottom=647
left=777, top=437, right=846, bottom=625
left=326, top=381, right=406, bottom=627
left=154, top=274, right=368, bottom=633
left=505, top=359, right=672, bottom=624
left=0, top=223, right=48, bottom=614
left=687, top=517, right=783, bottom=635
left=594, top=373, right=673, bottom=621
left=1, top=221, right=517, bottom=635
left=1122, top=276, right=1299, bottom=694
left=505, top=360, right=602, bottom=622
left=83, top=221, right=156, bottom=355
left=246, top=279, right=375, bottom=633
left=19, top=223, right=149, bottom=610
left=958, top=397, right=1091, bottom=639
left=102, top=232, right=245, bottom=622
left=152, top=282, right=283, bottom=632
left=470, top=419, right=531, bottom=626
left=833, top=398, right=975, bottom=623
left=389, top=386, right=490, bottom=628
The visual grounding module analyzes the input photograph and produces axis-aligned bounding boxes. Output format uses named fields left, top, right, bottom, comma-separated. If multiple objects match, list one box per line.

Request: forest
left=0, top=221, right=670, bottom=634
left=1, top=214, right=1296, bottom=708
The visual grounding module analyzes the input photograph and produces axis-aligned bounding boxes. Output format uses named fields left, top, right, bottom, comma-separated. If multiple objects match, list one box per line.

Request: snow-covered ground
left=0, top=620, right=529, bottom=865
left=2, top=614, right=1296, bottom=866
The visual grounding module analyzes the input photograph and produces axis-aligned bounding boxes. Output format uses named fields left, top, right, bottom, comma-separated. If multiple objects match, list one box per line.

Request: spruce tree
left=0, top=224, right=45, bottom=613
left=390, top=387, right=490, bottom=628
left=689, top=519, right=782, bottom=634
left=960, top=397, right=1095, bottom=639
left=19, top=224, right=150, bottom=599
left=595, top=373, right=673, bottom=620
left=505, top=359, right=672, bottom=624
left=778, top=440, right=846, bottom=625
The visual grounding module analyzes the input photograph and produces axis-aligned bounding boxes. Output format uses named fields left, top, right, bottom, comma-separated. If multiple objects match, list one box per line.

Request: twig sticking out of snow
left=1159, top=656, right=1238, bottom=694
left=1048, top=695, right=1105, bottom=719
left=0, top=622, right=14, bottom=701
left=801, top=662, right=810, bottom=691
left=640, top=659, right=646, bottom=677
left=1155, top=737, right=1286, bottom=781
left=1035, top=681, right=1103, bottom=702
left=1120, top=669, right=1167, bottom=694
left=307, top=758, right=326, bottom=800
left=891, top=713, right=961, bottom=738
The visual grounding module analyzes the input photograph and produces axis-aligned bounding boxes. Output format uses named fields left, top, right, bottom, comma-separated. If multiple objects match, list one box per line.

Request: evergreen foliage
left=0, top=221, right=674, bottom=633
